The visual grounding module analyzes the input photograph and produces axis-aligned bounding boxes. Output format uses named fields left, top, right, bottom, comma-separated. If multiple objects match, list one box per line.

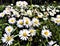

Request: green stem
left=14, top=34, right=19, bottom=38
left=30, top=0, right=32, bottom=5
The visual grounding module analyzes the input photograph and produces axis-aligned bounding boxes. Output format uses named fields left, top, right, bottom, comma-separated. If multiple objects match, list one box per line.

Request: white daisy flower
left=23, top=17, right=31, bottom=28
left=5, top=26, right=13, bottom=35
left=41, top=29, right=52, bottom=39
left=16, top=1, right=22, bottom=7
left=2, top=34, right=14, bottom=45
left=17, top=19, right=24, bottom=28
left=23, top=1, right=28, bottom=8
left=56, top=15, right=60, bottom=18
left=27, top=10, right=32, bottom=17
left=19, top=29, right=30, bottom=40
left=48, top=40, right=56, bottom=46
left=32, top=18, right=40, bottom=27
left=16, top=1, right=28, bottom=8
left=8, top=17, right=16, bottom=24
left=0, top=12, right=5, bottom=18
left=54, top=18, right=60, bottom=25
left=29, top=28, right=36, bottom=36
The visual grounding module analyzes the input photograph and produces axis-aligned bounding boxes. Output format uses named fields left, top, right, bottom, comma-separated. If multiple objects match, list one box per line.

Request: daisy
left=54, top=18, right=60, bottom=25
left=41, top=29, right=52, bottom=39
left=27, top=10, right=32, bottom=17
left=17, top=19, right=24, bottom=28
left=5, top=26, right=13, bottom=35
left=16, top=1, right=22, bottom=7
left=8, top=17, right=16, bottom=24
left=29, top=28, right=36, bottom=36
left=2, top=34, right=14, bottom=45
left=0, top=12, right=5, bottom=18
left=32, top=18, right=40, bottom=27
left=19, top=29, right=30, bottom=40
left=23, top=1, right=28, bottom=8
left=23, top=17, right=31, bottom=28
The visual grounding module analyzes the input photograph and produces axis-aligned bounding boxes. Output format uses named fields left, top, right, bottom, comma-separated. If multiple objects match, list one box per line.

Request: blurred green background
left=0, top=0, right=60, bottom=5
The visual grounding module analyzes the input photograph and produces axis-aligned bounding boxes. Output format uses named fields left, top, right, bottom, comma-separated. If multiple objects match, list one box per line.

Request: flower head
left=17, top=19, right=24, bottom=28
left=19, top=29, right=30, bottom=40
left=32, top=18, right=40, bottom=27
left=2, top=34, right=14, bottom=45
left=8, top=17, right=16, bottom=24
left=5, top=26, right=13, bottom=35
left=41, top=29, right=52, bottom=38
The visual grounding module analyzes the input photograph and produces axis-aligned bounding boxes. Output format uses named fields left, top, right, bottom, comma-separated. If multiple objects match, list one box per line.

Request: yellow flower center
left=23, top=32, right=27, bottom=37
left=44, top=31, right=48, bottom=35
left=56, top=20, right=60, bottom=23
left=19, top=21, right=23, bottom=25
left=11, top=19, right=14, bottom=22
left=34, top=20, right=38, bottom=24
left=30, top=30, right=34, bottom=33
left=7, top=28, right=11, bottom=32
left=26, top=20, right=29, bottom=24
left=6, top=36, right=12, bottom=41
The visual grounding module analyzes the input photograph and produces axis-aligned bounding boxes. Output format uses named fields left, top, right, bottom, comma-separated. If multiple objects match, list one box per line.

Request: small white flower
left=0, top=12, right=5, bottom=18
left=16, top=1, right=22, bottom=7
left=56, top=15, right=60, bottom=18
left=5, top=26, right=13, bottom=34
left=2, top=34, right=14, bottom=45
left=19, top=29, right=30, bottom=40
left=41, top=29, right=52, bottom=38
left=54, top=18, right=60, bottom=25
left=17, top=19, right=24, bottom=28
left=27, top=10, right=32, bottom=17
left=23, top=1, right=28, bottom=7
left=16, top=1, right=28, bottom=8
left=8, top=17, right=16, bottom=24
left=32, top=18, right=40, bottom=27
left=48, top=40, right=56, bottom=46
left=29, top=28, right=36, bottom=36
left=23, top=17, right=31, bottom=28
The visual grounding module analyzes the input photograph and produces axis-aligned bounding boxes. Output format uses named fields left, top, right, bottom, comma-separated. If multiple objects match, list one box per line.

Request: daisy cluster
left=0, top=1, right=60, bottom=46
